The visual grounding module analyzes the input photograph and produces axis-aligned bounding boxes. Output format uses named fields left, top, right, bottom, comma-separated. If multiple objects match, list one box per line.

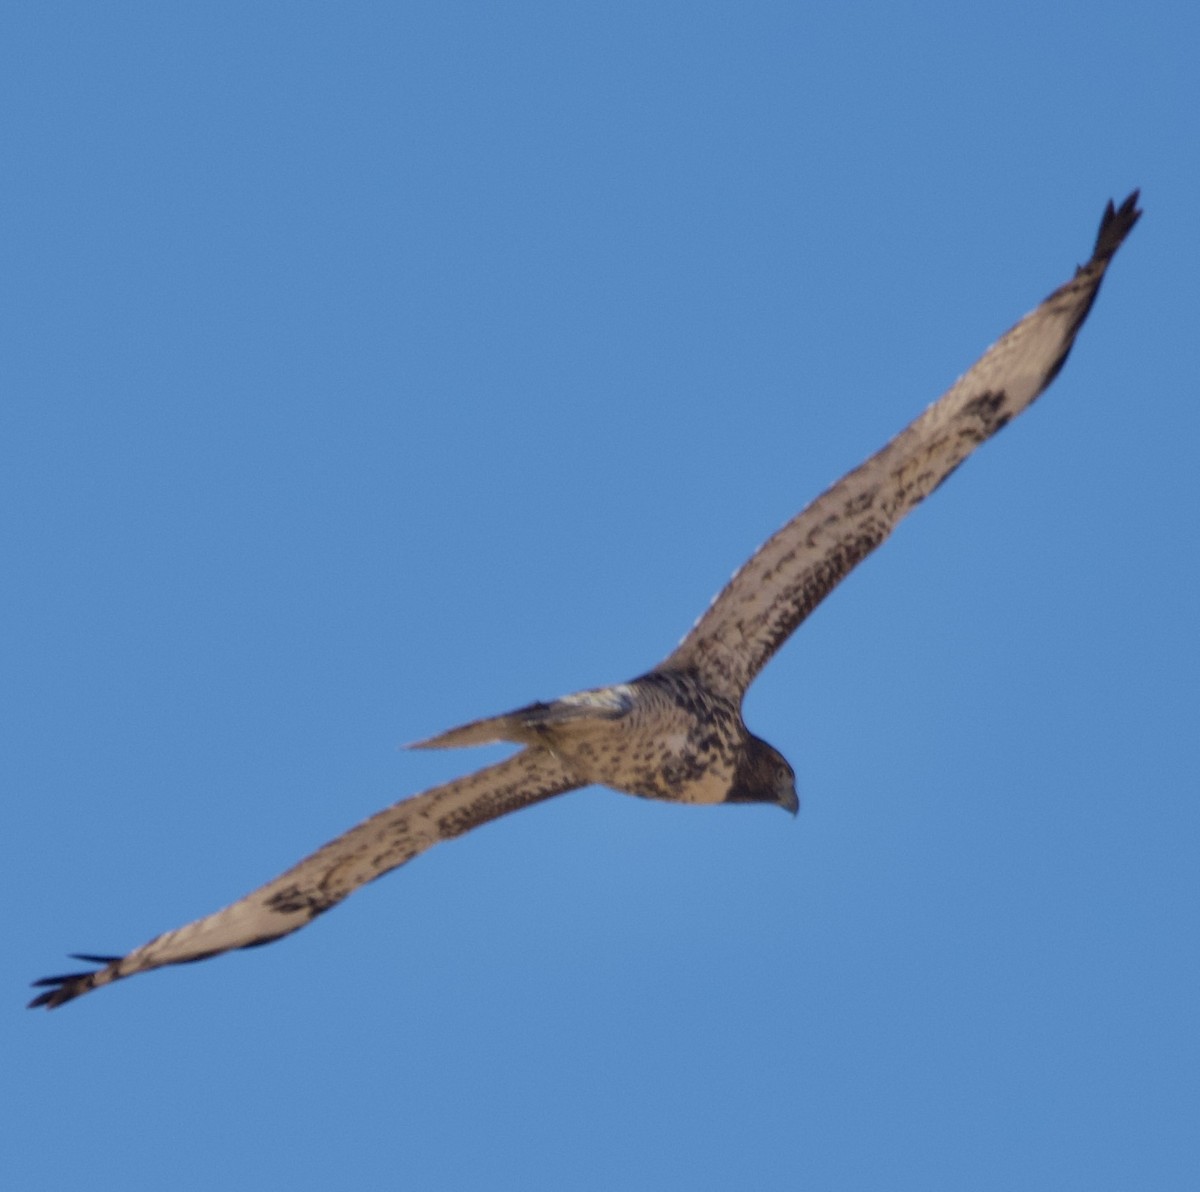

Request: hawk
left=30, top=192, right=1140, bottom=1009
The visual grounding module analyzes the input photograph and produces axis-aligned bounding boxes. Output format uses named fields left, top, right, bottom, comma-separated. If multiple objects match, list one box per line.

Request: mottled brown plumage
left=411, top=669, right=794, bottom=809
left=30, top=193, right=1139, bottom=1009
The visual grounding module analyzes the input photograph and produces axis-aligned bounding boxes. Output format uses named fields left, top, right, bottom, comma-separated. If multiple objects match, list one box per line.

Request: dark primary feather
left=663, top=192, right=1141, bottom=699
left=30, top=193, right=1139, bottom=1009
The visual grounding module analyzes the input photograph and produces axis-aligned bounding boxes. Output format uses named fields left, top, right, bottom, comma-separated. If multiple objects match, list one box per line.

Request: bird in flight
left=30, top=192, right=1140, bottom=1009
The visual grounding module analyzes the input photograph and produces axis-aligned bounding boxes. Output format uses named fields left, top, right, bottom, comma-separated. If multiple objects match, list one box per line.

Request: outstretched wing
left=30, top=748, right=580, bottom=1009
left=663, top=192, right=1141, bottom=700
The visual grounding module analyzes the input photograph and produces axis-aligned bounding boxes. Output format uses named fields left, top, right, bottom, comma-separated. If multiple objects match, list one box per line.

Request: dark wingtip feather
left=27, top=955, right=116, bottom=1009
left=27, top=986, right=70, bottom=1010
left=27, top=976, right=89, bottom=1010
left=1093, top=190, right=1141, bottom=262
left=30, top=971, right=92, bottom=988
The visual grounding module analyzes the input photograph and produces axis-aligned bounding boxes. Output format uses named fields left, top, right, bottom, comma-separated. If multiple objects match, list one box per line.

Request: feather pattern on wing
left=29, top=748, right=579, bottom=1008
left=662, top=192, right=1141, bottom=699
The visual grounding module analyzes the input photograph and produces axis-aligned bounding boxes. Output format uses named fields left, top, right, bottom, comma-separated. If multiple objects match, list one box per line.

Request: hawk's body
left=416, top=669, right=790, bottom=807
left=31, top=193, right=1140, bottom=1009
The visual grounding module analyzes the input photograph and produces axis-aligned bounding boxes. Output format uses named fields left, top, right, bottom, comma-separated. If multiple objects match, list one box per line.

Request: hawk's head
left=726, top=736, right=799, bottom=815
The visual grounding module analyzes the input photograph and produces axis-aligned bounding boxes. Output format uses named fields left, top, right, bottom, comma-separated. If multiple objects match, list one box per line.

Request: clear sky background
left=5, top=4, right=1197, bottom=1190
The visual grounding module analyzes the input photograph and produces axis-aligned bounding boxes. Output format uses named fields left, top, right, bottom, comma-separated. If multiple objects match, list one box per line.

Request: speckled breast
left=550, top=669, right=747, bottom=806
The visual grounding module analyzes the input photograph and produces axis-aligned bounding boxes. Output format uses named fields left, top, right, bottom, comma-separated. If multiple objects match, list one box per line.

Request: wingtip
left=28, top=973, right=90, bottom=1010
left=28, top=954, right=120, bottom=1009
left=1093, top=190, right=1141, bottom=263
left=28, top=988, right=66, bottom=1010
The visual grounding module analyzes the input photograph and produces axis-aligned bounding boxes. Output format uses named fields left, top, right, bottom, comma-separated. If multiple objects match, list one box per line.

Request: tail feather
left=406, top=703, right=551, bottom=750
left=407, top=685, right=636, bottom=750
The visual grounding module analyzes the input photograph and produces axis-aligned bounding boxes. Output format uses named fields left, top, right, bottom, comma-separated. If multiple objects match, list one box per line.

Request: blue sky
left=5, top=4, right=1198, bottom=1189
